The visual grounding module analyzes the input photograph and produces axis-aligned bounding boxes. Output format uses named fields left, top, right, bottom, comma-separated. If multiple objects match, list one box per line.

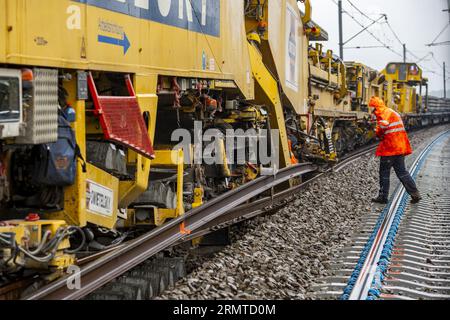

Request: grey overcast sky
left=305, top=0, right=450, bottom=95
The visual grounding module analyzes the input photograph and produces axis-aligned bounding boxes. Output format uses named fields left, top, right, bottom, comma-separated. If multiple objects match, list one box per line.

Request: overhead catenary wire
left=384, top=18, right=404, bottom=47
left=382, top=12, right=425, bottom=63
left=372, top=6, right=445, bottom=76
left=382, top=13, right=443, bottom=74
left=347, top=0, right=377, bottom=23
left=426, top=23, right=450, bottom=46
left=416, top=52, right=433, bottom=64
left=329, top=0, right=448, bottom=80
left=345, top=45, right=392, bottom=49
left=343, top=14, right=386, bottom=46
left=331, top=0, right=403, bottom=58
left=427, top=40, right=450, bottom=47
left=432, top=53, right=445, bottom=69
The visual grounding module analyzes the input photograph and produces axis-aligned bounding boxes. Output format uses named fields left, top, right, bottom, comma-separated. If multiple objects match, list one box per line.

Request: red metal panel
left=88, top=73, right=155, bottom=159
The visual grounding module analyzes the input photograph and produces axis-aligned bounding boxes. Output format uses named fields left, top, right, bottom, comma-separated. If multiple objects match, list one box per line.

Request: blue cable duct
left=340, top=201, right=391, bottom=300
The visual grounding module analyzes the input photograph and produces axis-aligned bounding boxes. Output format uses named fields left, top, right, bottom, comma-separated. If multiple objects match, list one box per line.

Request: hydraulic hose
left=64, top=226, right=86, bottom=254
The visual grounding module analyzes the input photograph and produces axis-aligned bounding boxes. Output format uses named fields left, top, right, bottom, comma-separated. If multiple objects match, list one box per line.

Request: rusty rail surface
left=24, top=163, right=318, bottom=300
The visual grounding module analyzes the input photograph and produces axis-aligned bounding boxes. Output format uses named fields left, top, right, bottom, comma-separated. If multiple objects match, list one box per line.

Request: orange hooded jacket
left=369, top=97, right=412, bottom=157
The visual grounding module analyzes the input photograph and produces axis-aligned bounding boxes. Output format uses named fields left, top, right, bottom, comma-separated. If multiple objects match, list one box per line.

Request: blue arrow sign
left=98, top=32, right=130, bottom=55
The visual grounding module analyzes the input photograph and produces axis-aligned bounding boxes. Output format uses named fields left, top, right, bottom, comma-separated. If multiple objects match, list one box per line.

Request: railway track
left=4, top=128, right=445, bottom=301
left=2, top=143, right=378, bottom=300
left=314, top=130, right=450, bottom=300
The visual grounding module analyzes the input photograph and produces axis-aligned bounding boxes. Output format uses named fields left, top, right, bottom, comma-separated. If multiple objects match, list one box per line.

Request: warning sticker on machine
left=285, top=2, right=300, bottom=92
left=86, top=180, right=114, bottom=217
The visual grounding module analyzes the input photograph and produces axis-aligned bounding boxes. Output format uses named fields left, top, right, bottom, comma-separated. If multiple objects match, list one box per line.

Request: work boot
left=411, top=192, right=422, bottom=204
left=371, top=196, right=388, bottom=204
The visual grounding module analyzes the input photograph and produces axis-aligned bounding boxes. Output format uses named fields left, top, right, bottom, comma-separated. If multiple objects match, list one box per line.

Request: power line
left=431, top=53, right=444, bottom=69
left=347, top=0, right=377, bottom=23
left=426, top=23, right=450, bottom=46
left=343, top=14, right=386, bottom=46
left=427, top=40, right=450, bottom=47
left=376, top=10, right=444, bottom=75
left=330, top=0, right=447, bottom=79
left=406, top=49, right=421, bottom=61
left=331, top=0, right=403, bottom=58
left=415, top=52, right=433, bottom=64
left=384, top=18, right=403, bottom=47
left=345, top=45, right=392, bottom=49
left=382, top=14, right=423, bottom=63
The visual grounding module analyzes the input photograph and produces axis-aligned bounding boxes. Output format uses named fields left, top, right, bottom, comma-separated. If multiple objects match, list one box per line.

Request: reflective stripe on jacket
left=375, top=107, right=412, bottom=157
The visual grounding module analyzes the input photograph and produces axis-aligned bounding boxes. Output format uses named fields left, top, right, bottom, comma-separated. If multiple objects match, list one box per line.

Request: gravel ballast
left=159, top=125, right=450, bottom=300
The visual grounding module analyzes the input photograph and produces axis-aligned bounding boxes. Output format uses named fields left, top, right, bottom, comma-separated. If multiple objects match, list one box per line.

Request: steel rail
left=0, top=143, right=377, bottom=300
left=24, top=163, right=317, bottom=300
left=333, top=143, right=378, bottom=172
left=21, top=143, right=378, bottom=300
left=14, top=132, right=426, bottom=300
left=347, top=130, right=450, bottom=300
left=181, top=144, right=379, bottom=242
left=2, top=126, right=446, bottom=300
left=177, top=173, right=326, bottom=243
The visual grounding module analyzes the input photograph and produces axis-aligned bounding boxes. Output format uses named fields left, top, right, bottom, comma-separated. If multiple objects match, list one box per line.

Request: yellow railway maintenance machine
left=0, top=0, right=381, bottom=279
left=0, top=0, right=321, bottom=276
left=244, top=0, right=375, bottom=162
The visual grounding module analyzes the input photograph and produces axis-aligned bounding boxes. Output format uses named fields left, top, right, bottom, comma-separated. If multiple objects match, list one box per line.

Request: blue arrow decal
left=98, top=32, right=130, bottom=55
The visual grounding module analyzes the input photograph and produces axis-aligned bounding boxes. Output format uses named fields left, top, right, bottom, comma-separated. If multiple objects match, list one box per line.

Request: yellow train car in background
left=346, top=62, right=384, bottom=112
left=381, top=62, right=429, bottom=127
left=382, top=62, right=427, bottom=114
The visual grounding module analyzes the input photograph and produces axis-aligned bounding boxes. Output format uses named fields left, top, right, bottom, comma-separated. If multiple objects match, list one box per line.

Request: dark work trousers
left=379, top=155, right=419, bottom=199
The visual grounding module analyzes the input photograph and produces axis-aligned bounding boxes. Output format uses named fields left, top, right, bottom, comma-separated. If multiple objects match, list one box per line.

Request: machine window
left=398, top=64, right=407, bottom=81
left=409, top=65, right=419, bottom=76
left=0, top=77, right=20, bottom=122
left=386, top=64, right=397, bottom=74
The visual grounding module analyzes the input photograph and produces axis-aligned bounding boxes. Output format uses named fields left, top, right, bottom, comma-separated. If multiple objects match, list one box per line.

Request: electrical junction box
left=16, top=68, right=59, bottom=145
left=0, top=68, right=23, bottom=139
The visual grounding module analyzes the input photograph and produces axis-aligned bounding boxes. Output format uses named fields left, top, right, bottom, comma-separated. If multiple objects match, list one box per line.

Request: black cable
left=64, top=226, right=86, bottom=254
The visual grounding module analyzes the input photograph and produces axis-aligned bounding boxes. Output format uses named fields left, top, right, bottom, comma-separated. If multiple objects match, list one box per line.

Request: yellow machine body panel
left=0, top=0, right=5, bottom=61
left=0, top=220, right=74, bottom=270
left=397, top=85, right=416, bottom=114
left=0, top=220, right=68, bottom=248
left=266, top=0, right=309, bottom=115
left=248, top=41, right=291, bottom=168
left=85, top=163, right=119, bottom=230
left=346, top=62, right=383, bottom=111
left=310, top=64, right=351, bottom=113
left=382, top=62, right=423, bottom=84
left=1, top=0, right=254, bottom=99
left=245, top=0, right=309, bottom=115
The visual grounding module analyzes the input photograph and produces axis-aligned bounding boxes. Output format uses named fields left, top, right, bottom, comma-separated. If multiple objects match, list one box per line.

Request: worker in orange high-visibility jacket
left=369, top=97, right=421, bottom=204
